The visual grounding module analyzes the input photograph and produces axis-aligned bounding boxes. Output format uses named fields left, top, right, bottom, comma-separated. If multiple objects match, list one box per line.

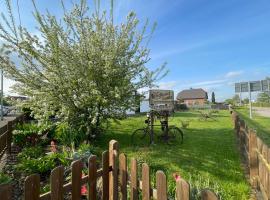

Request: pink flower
left=173, top=173, right=181, bottom=182
left=81, top=173, right=88, bottom=196
left=81, top=185, right=88, bottom=196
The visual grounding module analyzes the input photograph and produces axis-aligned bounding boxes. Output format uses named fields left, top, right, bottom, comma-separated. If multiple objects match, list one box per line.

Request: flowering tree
left=0, top=0, right=166, bottom=140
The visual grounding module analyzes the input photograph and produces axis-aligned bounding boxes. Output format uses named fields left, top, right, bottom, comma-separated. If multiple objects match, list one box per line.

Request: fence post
left=102, top=151, right=109, bottom=200
left=71, top=160, right=83, bottom=200
left=232, top=112, right=237, bottom=130
left=0, top=184, right=12, bottom=200
left=267, top=147, right=270, bottom=199
left=7, top=121, right=12, bottom=154
left=262, top=144, right=268, bottom=194
left=249, top=130, right=258, bottom=188
left=176, top=179, right=189, bottom=200
left=201, top=190, right=218, bottom=200
left=130, top=158, right=138, bottom=200
left=24, top=174, right=40, bottom=200
left=88, top=155, right=97, bottom=200
left=50, top=166, right=64, bottom=200
left=119, top=153, right=127, bottom=200
left=142, top=163, right=150, bottom=200
left=109, top=140, right=119, bottom=200
left=156, top=171, right=167, bottom=200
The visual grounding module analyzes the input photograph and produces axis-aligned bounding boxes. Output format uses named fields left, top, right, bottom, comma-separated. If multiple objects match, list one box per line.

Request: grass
left=93, top=110, right=250, bottom=199
left=236, top=107, right=270, bottom=146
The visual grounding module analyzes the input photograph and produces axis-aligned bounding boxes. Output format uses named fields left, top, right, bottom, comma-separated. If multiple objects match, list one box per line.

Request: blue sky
left=1, top=0, right=270, bottom=101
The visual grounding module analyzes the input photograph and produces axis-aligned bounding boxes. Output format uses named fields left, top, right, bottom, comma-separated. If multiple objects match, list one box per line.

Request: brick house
left=176, top=88, right=208, bottom=107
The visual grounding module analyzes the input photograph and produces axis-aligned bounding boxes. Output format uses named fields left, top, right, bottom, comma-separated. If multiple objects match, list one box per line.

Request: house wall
left=183, top=98, right=206, bottom=106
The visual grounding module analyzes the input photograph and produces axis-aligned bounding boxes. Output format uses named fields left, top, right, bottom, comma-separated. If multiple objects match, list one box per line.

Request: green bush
left=54, top=122, right=86, bottom=146
left=0, top=172, right=12, bottom=184
left=16, top=152, right=70, bottom=175
left=13, top=123, right=52, bottom=147
left=17, top=146, right=44, bottom=160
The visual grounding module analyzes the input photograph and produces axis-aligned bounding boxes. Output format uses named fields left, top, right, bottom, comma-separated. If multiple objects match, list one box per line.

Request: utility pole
left=1, top=69, right=3, bottom=121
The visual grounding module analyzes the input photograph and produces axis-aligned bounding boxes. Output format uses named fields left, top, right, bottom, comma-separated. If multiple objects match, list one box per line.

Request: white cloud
left=157, top=81, right=177, bottom=90
left=225, top=70, right=244, bottom=78
left=190, top=79, right=227, bottom=87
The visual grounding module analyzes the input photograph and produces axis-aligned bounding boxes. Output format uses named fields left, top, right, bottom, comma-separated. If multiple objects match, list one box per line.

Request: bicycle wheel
left=131, top=128, right=151, bottom=147
left=167, top=126, right=183, bottom=144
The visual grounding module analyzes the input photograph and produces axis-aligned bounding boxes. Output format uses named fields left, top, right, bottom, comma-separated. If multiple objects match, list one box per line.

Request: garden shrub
left=16, top=152, right=70, bottom=175
left=73, top=143, right=94, bottom=163
left=0, top=172, right=12, bottom=184
left=54, top=122, right=86, bottom=146
left=17, top=146, right=43, bottom=160
left=13, top=123, right=52, bottom=147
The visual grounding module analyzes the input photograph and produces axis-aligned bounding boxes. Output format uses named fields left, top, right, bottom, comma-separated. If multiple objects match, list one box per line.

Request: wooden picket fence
left=0, top=114, right=24, bottom=159
left=232, top=112, right=270, bottom=200
left=0, top=140, right=218, bottom=200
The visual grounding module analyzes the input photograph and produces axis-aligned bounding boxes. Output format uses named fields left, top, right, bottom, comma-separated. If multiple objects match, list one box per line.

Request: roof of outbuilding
left=176, top=88, right=207, bottom=100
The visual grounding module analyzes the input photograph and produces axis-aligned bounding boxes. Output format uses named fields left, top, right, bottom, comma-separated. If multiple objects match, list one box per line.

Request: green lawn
left=236, top=107, right=270, bottom=146
left=93, top=111, right=250, bottom=199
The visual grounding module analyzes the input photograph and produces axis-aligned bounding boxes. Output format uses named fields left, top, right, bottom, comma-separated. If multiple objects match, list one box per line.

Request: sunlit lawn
left=236, top=107, right=270, bottom=146
left=93, top=110, right=250, bottom=199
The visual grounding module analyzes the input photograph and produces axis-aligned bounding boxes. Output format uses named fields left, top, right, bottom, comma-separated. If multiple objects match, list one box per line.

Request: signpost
left=235, top=79, right=270, bottom=119
left=149, top=89, right=174, bottom=111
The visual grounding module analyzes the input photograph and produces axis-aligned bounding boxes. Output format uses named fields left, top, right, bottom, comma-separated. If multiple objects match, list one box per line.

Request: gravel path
left=253, top=107, right=270, bottom=118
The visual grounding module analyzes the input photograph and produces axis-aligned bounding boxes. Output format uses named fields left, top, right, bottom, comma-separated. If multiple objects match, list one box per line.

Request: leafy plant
left=54, top=122, right=86, bottom=146
left=13, top=123, right=52, bottom=147
left=17, top=146, right=44, bottom=160
left=16, top=152, right=70, bottom=175
left=73, top=143, right=94, bottom=163
left=0, top=172, right=12, bottom=185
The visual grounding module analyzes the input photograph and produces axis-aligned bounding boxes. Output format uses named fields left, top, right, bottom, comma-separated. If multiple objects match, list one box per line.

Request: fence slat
left=201, top=189, right=218, bottom=200
left=119, top=153, right=127, bottom=200
left=249, top=130, right=258, bottom=188
left=176, top=179, right=189, bottom=200
left=0, top=184, right=12, bottom=200
left=130, top=158, right=138, bottom=200
left=24, top=174, right=40, bottom=200
left=156, top=171, right=167, bottom=200
left=257, top=138, right=263, bottom=190
left=89, top=155, right=97, bottom=200
left=142, top=163, right=150, bottom=200
left=71, top=160, right=83, bottom=200
left=102, top=150, right=109, bottom=200
left=7, top=121, right=12, bottom=154
left=262, top=144, right=268, bottom=194
left=51, top=166, right=64, bottom=200
left=268, top=148, right=270, bottom=199
left=109, top=140, right=119, bottom=200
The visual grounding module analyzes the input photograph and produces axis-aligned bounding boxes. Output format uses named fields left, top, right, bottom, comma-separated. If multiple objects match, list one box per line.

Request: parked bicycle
left=131, top=110, right=183, bottom=147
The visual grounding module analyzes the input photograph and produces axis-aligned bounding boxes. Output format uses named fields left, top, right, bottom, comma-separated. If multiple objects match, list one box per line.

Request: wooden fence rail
left=232, top=112, right=270, bottom=200
left=0, top=139, right=218, bottom=200
left=0, top=114, right=24, bottom=159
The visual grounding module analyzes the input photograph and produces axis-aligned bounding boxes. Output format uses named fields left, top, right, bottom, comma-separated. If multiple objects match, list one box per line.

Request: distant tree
left=225, top=94, right=241, bottom=106
left=242, top=98, right=249, bottom=104
left=232, top=94, right=241, bottom=105
left=257, top=92, right=270, bottom=103
left=225, top=98, right=233, bottom=105
left=211, top=92, right=216, bottom=104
